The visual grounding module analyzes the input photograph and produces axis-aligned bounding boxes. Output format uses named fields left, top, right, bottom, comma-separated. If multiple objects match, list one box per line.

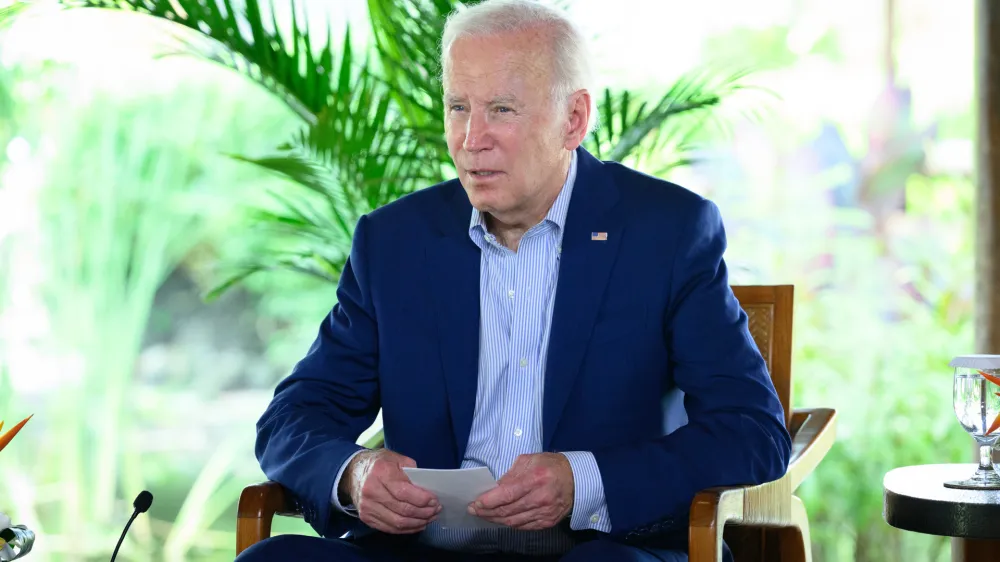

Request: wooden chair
left=688, top=285, right=836, bottom=562
left=236, top=285, right=836, bottom=562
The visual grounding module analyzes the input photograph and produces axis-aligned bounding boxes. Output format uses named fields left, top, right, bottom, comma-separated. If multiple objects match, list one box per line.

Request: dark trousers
left=234, top=533, right=734, bottom=561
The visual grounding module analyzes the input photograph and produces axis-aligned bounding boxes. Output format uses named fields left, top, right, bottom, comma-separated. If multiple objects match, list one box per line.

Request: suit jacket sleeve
left=254, top=214, right=380, bottom=538
left=591, top=198, right=792, bottom=540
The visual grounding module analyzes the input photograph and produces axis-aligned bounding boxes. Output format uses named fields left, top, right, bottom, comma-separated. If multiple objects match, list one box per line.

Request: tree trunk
left=978, top=0, right=1000, bottom=354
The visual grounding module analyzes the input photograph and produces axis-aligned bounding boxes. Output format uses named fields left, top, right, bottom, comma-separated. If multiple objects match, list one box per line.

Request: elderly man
left=236, top=1, right=790, bottom=561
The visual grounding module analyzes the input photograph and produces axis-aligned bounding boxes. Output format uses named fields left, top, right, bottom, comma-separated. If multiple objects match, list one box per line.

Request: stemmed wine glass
left=946, top=355, right=1000, bottom=489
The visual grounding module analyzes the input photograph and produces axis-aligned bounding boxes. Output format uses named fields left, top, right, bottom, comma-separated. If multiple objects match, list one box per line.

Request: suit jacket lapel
left=426, top=182, right=480, bottom=465
left=543, top=148, right=623, bottom=449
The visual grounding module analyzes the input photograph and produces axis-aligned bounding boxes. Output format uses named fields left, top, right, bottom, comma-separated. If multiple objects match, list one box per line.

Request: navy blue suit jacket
left=255, top=147, right=792, bottom=546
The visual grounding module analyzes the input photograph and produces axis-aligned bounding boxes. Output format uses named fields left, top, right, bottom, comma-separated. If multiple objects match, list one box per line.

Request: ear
left=562, top=89, right=591, bottom=151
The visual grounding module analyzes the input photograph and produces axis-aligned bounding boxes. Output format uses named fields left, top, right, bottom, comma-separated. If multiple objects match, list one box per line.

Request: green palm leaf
left=0, top=1, right=28, bottom=28
left=366, top=0, right=469, bottom=168
left=205, top=153, right=354, bottom=300
left=585, top=67, right=771, bottom=171
left=60, top=0, right=333, bottom=123
left=0, top=1, right=27, bottom=157
left=290, top=40, right=447, bottom=209
left=45, top=0, right=767, bottom=299
left=367, top=0, right=463, bottom=131
left=58, top=0, right=447, bottom=295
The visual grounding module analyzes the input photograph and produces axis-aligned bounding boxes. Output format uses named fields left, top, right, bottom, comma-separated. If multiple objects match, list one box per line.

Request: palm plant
left=0, top=2, right=25, bottom=137
left=41, top=0, right=758, bottom=298
left=0, top=1, right=25, bottom=445
left=0, top=0, right=27, bottom=26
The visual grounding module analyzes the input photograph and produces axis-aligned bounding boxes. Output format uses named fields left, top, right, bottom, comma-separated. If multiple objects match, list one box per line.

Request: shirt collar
left=469, top=149, right=578, bottom=237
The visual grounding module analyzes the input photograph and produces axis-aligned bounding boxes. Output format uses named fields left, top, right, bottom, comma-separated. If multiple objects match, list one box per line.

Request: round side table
left=884, top=464, right=1000, bottom=561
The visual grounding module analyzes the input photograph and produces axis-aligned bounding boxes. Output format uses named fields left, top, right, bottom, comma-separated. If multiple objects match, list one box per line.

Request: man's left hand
left=468, top=453, right=574, bottom=531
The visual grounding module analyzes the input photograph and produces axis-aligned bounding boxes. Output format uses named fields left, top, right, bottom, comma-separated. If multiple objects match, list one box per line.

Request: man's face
left=443, top=30, right=570, bottom=219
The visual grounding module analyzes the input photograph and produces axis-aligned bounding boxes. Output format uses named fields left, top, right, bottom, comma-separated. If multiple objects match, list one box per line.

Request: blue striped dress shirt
left=334, top=151, right=610, bottom=555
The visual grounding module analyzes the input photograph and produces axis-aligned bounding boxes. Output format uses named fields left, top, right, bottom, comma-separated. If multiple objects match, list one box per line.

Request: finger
left=377, top=486, right=442, bottom=521
left=360, top=511, right=397, bottom=535
left=515, top=515, right=561, bottom=531
left=360, top=472, right=440, bottom=520
left=485, top=507, right=548, bottom=529
left=474, top=478, right=532, bottom=510
left=384, top=475, right=439, bottom=508
left=471, top=488, right=540, bottom=519
left=366, top=475, right=440, bottom=519
left=366, top=512, right=426, bottom=535
left=381, top=496, right=442, bottom=521
left=476, top=453, right=535, bottom=508
left=366, top=503, right=434, bottom=534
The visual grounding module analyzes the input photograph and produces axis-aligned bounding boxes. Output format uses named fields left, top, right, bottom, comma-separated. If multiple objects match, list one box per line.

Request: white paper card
left=402, top=466, right=505, bottom=530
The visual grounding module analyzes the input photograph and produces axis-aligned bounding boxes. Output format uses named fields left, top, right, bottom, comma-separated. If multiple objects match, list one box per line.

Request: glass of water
left=0, top=525, right=34, bottom=561
left=946, top=355, right=1000, bottom=489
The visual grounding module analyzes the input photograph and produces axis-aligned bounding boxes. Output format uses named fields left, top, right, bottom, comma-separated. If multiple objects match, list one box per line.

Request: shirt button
left=507, top=289, right=515, bottom=299
left=591, top=514, right=599, bottom=524
left=513, top=428, right=523, bottom=437
left=519, top=358, right=528, bottom=367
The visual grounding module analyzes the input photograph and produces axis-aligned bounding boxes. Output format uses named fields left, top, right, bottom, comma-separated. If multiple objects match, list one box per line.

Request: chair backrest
left=731, top=285, right=794, bottom=429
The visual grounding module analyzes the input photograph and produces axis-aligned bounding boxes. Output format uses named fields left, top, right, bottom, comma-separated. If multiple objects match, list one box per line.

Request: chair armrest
left=787, top=407, right=836, bottom=490
left=236, top=481, right=302, bottom=555
left=688, top=407, right=837, bottom=562
left=234, top=434, right=382, bottom=555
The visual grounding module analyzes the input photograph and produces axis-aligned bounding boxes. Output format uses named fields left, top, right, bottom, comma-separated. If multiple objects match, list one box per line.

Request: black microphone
left=110, top=491, right=153, bottom=562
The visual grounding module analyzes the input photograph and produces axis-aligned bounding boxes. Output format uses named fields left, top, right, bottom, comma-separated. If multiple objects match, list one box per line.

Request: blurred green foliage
left=0, top=52, right=302, bottom=558
left=792, top=174, right=975, bottom=561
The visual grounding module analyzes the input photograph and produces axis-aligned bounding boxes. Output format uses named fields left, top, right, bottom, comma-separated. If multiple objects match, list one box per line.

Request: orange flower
left=989, top=393, right=1000, bottom=436
left=0, top=414, right=32, bottom=453
left=981, top=370, right=1000, bottom=387
left=978, top=371, right=1000, bottom=435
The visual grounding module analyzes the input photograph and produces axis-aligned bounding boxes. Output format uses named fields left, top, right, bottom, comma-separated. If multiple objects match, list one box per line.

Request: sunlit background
left=0, top=0, right=977, bottom=560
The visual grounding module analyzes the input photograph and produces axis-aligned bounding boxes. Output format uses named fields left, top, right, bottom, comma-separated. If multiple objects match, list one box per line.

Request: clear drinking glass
left=0, top=525, right=34, bottom=561
left=946, top=356, right=1000, bottom=489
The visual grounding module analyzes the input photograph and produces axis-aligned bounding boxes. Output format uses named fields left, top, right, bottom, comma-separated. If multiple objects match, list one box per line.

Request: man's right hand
left=339, top=449, right=441, bottom=534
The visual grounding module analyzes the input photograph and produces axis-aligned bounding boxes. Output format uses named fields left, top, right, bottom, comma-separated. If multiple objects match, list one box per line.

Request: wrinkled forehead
left=442, top=32, right=555, bottom=97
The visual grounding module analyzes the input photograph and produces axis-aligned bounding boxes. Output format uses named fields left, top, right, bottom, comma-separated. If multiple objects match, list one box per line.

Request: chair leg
left=777, top=496, right=812, bottom=562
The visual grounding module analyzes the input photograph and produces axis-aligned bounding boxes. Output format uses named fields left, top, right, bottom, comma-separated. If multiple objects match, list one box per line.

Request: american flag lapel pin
left=591, top=232, right=607, bottom=241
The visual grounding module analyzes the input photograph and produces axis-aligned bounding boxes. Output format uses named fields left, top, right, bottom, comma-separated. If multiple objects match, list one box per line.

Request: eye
left=449, top=104, right=466, bottom=112
left=495, top=106, right=512, bottom=114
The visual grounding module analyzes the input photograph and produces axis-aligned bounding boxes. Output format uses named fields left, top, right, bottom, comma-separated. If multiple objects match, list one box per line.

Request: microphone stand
left=110, top=491, right=153, bottom=562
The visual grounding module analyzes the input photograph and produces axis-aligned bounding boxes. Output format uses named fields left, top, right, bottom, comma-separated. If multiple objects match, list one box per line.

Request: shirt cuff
left=330, top=450, right=365, bottom=517
left=560, top=451, right=611, bottom=532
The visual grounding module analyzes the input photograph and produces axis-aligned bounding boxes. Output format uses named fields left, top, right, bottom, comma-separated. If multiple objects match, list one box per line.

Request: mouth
left=468, top=169, right=502, bottom=178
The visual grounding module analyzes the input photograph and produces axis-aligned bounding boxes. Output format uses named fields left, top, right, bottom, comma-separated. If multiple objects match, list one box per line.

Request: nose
left=462, top=111, right=494, bottom=152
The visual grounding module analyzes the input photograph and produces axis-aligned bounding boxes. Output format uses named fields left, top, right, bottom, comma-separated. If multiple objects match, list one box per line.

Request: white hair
left=440, top=0, right=597, bottom=132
